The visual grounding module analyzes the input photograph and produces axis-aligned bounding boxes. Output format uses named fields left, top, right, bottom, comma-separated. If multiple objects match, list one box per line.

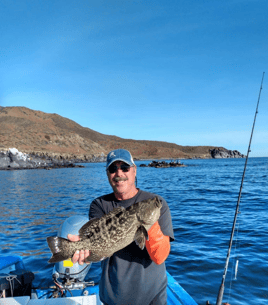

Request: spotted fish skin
left=47, top=196, right=162, bottom=263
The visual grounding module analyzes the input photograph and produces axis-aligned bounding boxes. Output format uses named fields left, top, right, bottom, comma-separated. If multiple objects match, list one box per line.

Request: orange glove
left=145, top=221, right=170, bottom=265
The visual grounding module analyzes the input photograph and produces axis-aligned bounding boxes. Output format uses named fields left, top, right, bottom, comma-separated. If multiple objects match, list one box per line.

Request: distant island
left=0, top=106, right=245, bottom=164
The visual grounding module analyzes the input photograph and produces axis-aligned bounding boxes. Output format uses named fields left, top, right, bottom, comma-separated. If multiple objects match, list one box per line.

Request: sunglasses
left=108, top=163, right=131, bottom=174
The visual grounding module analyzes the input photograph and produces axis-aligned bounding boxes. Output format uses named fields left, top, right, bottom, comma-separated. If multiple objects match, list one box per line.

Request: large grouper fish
left=47, top=196, right=162, bottom=263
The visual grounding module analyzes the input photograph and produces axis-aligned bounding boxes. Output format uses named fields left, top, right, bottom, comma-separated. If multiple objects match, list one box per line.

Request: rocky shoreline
left=210, top=148, right=246, bottom=159
left=0, top=148, right=89, bottom=170
left=0, top=147, right=246, bottom=170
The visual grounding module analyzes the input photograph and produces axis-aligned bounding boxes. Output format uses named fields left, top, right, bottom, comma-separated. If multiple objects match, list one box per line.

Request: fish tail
left=47, top=236, right=73, bottom=263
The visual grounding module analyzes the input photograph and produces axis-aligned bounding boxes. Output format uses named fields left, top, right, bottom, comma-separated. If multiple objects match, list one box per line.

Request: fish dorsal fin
left=79, top=218, right=100, bottom=237
left=78, top=206, right=126, bottom=238
left=135, top=226, right=149, bottom=250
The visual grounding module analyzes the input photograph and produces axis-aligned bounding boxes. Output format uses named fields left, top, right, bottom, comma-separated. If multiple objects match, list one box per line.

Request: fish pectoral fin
left=135, top=238, right=145, bottom=250
left=141, top=225, right=149, bottom=241
left=135, top=226, right=149, bottom=250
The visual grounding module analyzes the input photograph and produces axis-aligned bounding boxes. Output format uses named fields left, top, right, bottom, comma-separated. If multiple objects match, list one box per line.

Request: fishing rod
left=215, top=72, right=265, bottom=305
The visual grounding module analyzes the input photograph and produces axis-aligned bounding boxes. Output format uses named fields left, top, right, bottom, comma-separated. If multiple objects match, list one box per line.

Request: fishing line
left=215, top=72, right=265, bottom=305
left=227, top=210, right=241, bottom=303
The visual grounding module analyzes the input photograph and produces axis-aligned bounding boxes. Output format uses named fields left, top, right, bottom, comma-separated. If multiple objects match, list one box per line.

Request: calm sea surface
left=0, top=158, right=267, bottom=305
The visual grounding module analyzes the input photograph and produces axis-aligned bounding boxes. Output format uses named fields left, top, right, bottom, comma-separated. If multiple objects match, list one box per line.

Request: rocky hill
left=0, top=106, right=243, bottom=161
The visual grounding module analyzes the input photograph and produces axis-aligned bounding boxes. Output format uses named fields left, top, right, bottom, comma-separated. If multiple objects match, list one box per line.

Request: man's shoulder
left=90, top=193, right=116, bottom=217
left=93, top=192, right=115, bottom=203
left=137, top=190, right=167, bottom=205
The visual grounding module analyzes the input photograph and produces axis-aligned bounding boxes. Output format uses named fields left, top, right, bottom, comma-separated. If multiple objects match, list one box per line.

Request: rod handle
left=216, top=283, right=224, bottom=305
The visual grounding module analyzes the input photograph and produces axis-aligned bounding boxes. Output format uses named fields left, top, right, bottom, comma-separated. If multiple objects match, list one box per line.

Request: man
left=69, top=149, right=174, bottom=305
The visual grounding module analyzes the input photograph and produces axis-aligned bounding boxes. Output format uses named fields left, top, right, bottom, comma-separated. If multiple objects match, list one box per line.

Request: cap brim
left=106, top=158, right=133, bottom=169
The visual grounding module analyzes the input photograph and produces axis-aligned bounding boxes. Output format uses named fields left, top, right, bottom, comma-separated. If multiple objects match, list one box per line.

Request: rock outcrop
left=210, top=148, right=246, bottom=159
left=0, top=148, right=85, bottom=170
left=140, top=160, right=186, bottom=168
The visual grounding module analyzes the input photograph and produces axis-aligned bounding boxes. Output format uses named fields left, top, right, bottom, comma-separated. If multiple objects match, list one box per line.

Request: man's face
left=107, top=161, right=137, bottom=198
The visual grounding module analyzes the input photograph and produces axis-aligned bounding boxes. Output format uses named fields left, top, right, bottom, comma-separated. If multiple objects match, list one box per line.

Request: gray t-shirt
left=89, top=189, right=174, bottom=305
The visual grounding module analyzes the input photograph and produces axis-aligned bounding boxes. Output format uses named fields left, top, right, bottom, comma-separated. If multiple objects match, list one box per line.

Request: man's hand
left=67, top=234, right=90, bottom=265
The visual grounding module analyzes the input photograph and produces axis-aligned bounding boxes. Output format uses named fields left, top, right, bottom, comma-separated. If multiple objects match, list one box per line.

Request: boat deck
left=0, top=256, right=198, bottom=305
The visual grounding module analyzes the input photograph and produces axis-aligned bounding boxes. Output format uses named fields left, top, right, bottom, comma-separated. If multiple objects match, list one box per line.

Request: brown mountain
left=0, top=106, right=224, bottom=160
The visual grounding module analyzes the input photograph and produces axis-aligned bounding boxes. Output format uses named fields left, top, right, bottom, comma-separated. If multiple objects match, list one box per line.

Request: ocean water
left=0, top=158, right=267, bottom=305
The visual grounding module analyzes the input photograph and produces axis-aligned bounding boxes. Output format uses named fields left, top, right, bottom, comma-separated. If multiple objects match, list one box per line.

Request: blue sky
left=1, top=0, right=267, bottom=157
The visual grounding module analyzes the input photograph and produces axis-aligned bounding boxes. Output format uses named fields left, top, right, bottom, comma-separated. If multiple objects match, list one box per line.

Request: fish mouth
left=143, top=219, right=156, bottom=225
